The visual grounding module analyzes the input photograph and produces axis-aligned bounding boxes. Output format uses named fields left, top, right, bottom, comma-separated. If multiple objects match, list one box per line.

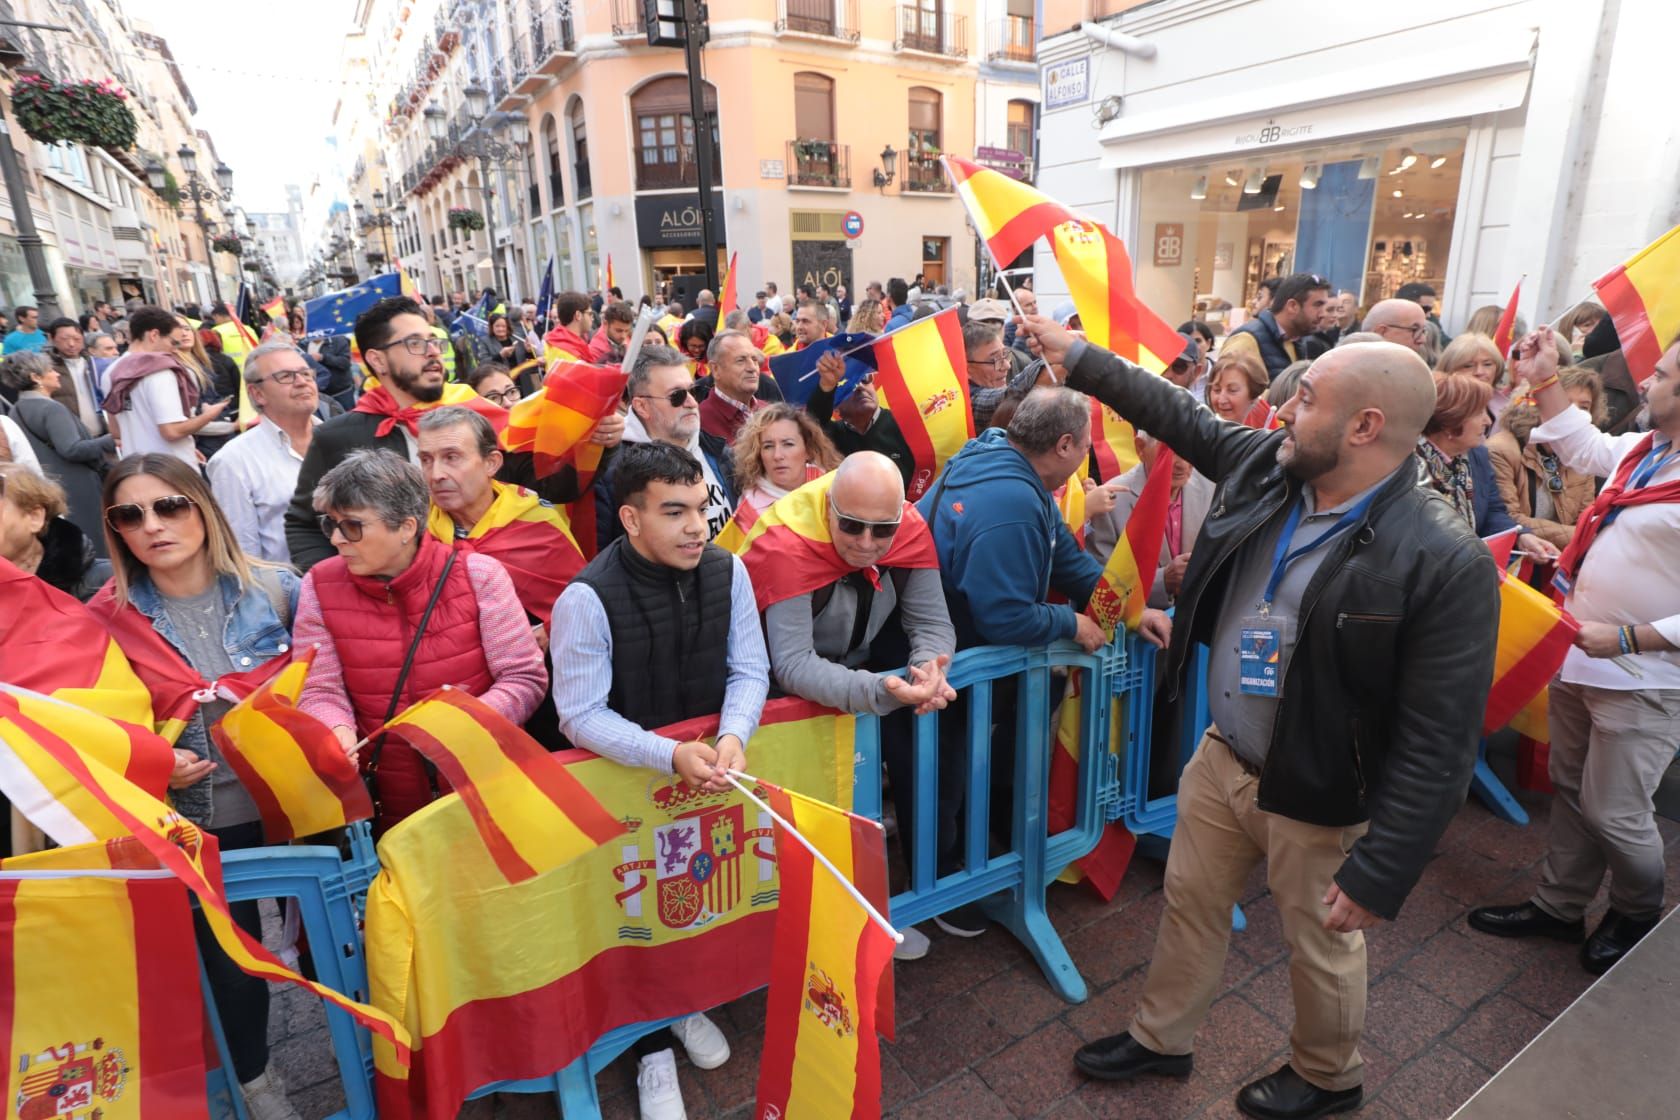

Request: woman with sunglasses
left=0, top=350, right=114, bottom=554
left=294, top=448, right=546, bottom=831
left=1486, top=369, right=1604, bottom=550
left=88, top=452, right=304, bottom=1120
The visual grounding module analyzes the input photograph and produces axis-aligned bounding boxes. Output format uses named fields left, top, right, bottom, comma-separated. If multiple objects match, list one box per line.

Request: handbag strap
left=363, top=546, right=458, bottom=779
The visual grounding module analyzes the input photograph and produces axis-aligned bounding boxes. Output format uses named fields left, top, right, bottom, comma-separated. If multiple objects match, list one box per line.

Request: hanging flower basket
left=211, top=234, right=244, bottom=256
left=448, top=207, right=486, bottom=232
left=12, top=74, right=138, bottom=150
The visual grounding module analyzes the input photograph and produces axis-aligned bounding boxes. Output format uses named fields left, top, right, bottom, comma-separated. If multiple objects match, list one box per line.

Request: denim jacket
left=128, top=568, right=300, bottom=824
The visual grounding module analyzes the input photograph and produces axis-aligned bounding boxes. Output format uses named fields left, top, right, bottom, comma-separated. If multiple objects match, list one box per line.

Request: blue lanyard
left=1261, top=492, right=1378, bottom=609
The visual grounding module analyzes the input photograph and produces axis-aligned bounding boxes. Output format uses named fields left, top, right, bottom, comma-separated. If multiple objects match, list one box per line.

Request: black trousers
left=194, top=819, right=270, bottom=1084
left=884, top=706, right=966, bottom=879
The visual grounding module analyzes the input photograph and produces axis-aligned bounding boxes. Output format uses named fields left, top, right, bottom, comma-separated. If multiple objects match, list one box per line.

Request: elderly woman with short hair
left=0, top=463, right=108, bottom=599
left=292, top=448, right=546, bottom=831
left=0, top=350, right=113, bottom=552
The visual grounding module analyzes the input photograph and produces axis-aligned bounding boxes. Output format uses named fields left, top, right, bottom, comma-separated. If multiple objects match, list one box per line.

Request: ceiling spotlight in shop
left=1395, top=149, right=1418, bottom=172
left=1392, top=189, right=1403, bottom=198
left=1243, top=169, right=1265, bottom=194
left=1225, top=170, right=1241, bottom=187
left=1299, top=162, right=1320, bottom=189
left=1430, top=155, right=1449, bottom=169
left=1190, top=175, right=1208, bottom=200
left=1357, top=157, right=1379, bottom=180
left=1273, top=201, right=1285, bottom=212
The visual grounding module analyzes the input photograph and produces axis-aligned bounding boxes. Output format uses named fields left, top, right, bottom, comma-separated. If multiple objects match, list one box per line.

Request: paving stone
left=1424, top=849, right=1523, bottom=907
left=1075, top=1062, right=1216, bottom=1119
left=888, top=1070, right=1015, bottom=1119
left=1447, top=993, right=1550, bottom=1074
left=1371, top=1044, right=1489, bottom=1119
left=689, top=1020, right=763, bottom=1113
left=1237, top=961, right=1294, bottom=1029
left=1061, top=971, right=1146, bottom=1043
left=971, top=962, right=1076, bottom=1039
left=1190, top=994, right=1290, bottom=1087
left=1399, top=928, right=1521, bottom=1009
left=892, top=926, right=1019, bottom=1012
left=974, top=1020, right=1086, bottom=1116
left=888, top=991, right=1011, bottom=1089
left=1060, top=905, right=1162, bottom=989
left=1231, top=895, right=1288, bottom=966
left=1502, top=939, right=1594, bottom=1017
left=1361, top=976, right=1464, bottom=1062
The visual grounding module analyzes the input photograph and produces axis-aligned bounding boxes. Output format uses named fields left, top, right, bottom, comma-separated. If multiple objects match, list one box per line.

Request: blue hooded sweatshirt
left=916, top=429, right=1103, bottom=649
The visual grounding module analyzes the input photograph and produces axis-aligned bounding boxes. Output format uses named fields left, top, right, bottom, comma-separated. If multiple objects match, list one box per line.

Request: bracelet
left=1627, top=625, right=1642, bottom=655
left=1618, top=625, right=1635, bottom=655
left=1530, top=374, right=1561, bottom=393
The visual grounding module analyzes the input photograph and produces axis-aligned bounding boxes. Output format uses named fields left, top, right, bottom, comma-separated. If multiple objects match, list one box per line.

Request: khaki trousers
left=1131, top=731, right=1369, bottom=1092
left=1533, top=680, right=1680, bottom=922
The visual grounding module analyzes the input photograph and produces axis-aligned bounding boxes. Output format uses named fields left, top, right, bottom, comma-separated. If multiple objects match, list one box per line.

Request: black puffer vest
left=573, top=538, right=733, bottom=729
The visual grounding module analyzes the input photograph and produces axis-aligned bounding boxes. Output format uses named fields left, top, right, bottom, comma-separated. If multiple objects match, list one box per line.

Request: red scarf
left=352, top=385, right=506, bottom=438
left=1556, top=431, right=1680, bottom=584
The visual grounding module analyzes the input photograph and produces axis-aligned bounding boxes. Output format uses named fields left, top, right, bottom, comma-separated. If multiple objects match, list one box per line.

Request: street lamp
left=419, top=98, right=530, bottom=298
left=355, top=192, right=396, bottom=265
left=173, top=143, right=235, bottom=305
left=874, top=144, right=897, bottom=189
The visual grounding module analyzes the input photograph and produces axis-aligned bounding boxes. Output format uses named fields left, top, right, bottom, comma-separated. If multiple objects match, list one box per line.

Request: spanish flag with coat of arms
left=866, top=306, right=974, bottom=501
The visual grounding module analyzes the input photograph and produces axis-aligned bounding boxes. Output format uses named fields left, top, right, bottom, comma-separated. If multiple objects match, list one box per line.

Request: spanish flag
left=375, top=686, right=626, bottom=884
left=1493, top=280, right=1522, bottom=357
left=0, top=864, right=210, bottom=1120
left=501, top=359, right=629, bottom=479
left=0, top=685, right=414, bottom=1062
left=868, top=307, right=974, bottom=501
left=1087, top=446, right=1176, bottom=638
left=426, top=481, right=585, bottom=621
left=1049, top=669, right=1135, bottom=900
left=209, top=648, right=374, bottom=842
left=1089, top=399, right=1141, bottom=482
left=368, top=698, right=854, bottom=1120
left=261, top=294, right=287, bottom=325
left=754, top=780, right=895, bottom=1120
left=723, top=470, right=939, bottom=611
left=1593, top=222, right=1680, bottom=378
left=605, top=253, right=615, bottom=293
left=1481, top=531, right=1579, bottom=737
left=718, top=250, right=739, bottom=317
left=86, top=585, right=207, bottom=745
left=0, top=561, right=173, bottom=794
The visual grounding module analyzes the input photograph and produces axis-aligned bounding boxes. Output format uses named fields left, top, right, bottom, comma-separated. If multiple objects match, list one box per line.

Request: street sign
left=842, top=211, right=864, bottom=239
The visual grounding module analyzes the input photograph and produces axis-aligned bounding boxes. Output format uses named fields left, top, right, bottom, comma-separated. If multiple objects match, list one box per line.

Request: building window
left=570, top=103, right=592, bottom=201
left=905, top=87, right=944, bottom=192
left=922, top=235, right=949, bottom=286
left=631, top=76, right=720, bottom=192
left=1006, top=99, right=1035, bottom=161
left=542, top=114, right=564, bottom=210
left=793, top=72, right=835, bottom=143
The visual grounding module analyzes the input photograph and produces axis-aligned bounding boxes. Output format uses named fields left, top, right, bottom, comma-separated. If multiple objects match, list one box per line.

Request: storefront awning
left=1097, top=34, right=1535, bottom=170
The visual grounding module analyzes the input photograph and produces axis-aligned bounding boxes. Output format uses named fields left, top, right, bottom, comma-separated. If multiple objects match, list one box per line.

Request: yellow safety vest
left=434, top=324, right=458, bottom=380
left=213, top=320, right=255, bottom=370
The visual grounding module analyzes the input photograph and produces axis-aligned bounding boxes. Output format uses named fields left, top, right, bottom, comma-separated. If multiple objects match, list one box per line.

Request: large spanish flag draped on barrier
left=1049, top=670, right=1136, bottom=900
left=0, top=865, right=210, bottom=1120
left=367, top=698, right=855, bottom=1120
left=426, top=481, right=586, bottom=620
left=1593, top=222, right=1680, bottom=379
left=210, top=648, right=374, bottom=843
left=868, top=307, right=974, bottom=500
left=754, top=780, right=895, bottom=1120
left=722, top=470, right=939, bottom=610
left=500, top=359, right=629, bottom=479
left=1480, top=531, right=1579, bottom=738
left=0, top=560, right=172, bottom=794
left=0, top=684, right=414, bottom=1062
left=1087, top=446, right=1177, bottom=639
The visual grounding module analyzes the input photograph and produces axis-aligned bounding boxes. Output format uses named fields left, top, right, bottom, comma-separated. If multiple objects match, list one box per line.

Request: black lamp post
left=424, top=88, right=530, bottom=299
left=874, top=144, right=897, bottom=189
left=154, top=143, right=235, bottom=305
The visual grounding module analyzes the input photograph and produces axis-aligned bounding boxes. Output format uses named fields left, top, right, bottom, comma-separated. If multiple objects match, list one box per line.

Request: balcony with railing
left=531, top=5, right=577, bottom=73
left=900, top=147, right=951, bottom=194
left=635, top=143, right=724, bottom=192
left=611, top=0, right=644, bottom=37
left=775, top=0, right=861, bottom=43
left=895, top=6, right=968, bottom=58
left=786, top=140, right=850, bottom=189
left=987, top=14, right=1035, bottom=64
left=549, top=171, right=565, bottom=210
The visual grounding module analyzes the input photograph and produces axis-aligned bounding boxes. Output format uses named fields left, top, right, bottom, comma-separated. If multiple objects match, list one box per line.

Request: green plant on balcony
left=792, top=138, right=838, bottom=186
left=211, top=234, right=244, bottom=256
left=448, top=206, right=486, bottom=232
left=12, top=74, right=138, bottom=150
left=157, top=166, right=182, bottom=211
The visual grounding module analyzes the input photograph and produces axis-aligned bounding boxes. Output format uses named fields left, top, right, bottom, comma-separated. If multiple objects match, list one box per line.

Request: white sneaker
left=893, top=924, right=931, bottom=961
left=636, top=1048, right=687, bottom=1120
left=240, top=1065, right=303, bottom=1120
left=668, top=1011, right=731, bottom=1070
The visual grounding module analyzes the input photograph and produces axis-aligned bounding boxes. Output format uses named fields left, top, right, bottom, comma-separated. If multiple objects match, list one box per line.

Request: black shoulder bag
left=362, top=548, right=457, bottom=819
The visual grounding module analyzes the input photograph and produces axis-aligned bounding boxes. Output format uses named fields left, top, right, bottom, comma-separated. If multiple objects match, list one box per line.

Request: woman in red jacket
left=292, top=448, right=546, bottom=831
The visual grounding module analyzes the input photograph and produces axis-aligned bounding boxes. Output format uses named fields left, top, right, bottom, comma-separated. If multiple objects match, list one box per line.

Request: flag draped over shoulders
left=85, top=584, right=204, bottom=745
left=426, top=481, right=585, bottom=620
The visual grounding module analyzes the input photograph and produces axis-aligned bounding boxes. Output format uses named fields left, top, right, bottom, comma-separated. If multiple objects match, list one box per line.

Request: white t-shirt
left=1, top=415, right=40, bottom=473
left=118, top=370, right=195, bottom=464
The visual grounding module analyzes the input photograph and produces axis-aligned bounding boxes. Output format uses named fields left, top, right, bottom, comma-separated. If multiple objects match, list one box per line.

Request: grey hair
left=312, top=448, right=428, bottom=528
left=628, top=343, right=688, bottom=396
left=84, top=331, right=113, bottom=346
left=1006, top=387, right=1091, bottom=455
left=417, top=404, right=499, bottom=458
left=722, top=309, right=751, bottom=331
left=1265, top=360, right=1313, bottom=405
left=0, top=350, right=51, bottom=392
left=243, top=336, right=307, bottom=382
left=706, top=328, right=752, bottom=365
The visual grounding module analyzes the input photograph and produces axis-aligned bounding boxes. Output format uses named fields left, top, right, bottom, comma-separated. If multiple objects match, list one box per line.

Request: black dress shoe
left=1237, top=1064, right=1362, bottom=1120
left=1580, top=909, right=1660, bottom=975
left=1467, top=901, right=1586, bottom=942
left=1073, top=1031, right=1193, bottom=1081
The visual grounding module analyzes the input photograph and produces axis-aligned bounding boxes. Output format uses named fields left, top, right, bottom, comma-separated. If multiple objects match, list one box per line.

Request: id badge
left=1239, top=613, right=1289, bottom=698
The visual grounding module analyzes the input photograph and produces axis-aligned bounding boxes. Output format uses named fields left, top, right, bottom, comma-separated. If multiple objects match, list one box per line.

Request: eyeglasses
left=105, top=494, right=197, bottom=532
left=248, top=367, right=312, bottom=387
left=318, top=514, right=367, bottom=543
left=967, top=353, right=1012, bottom=371
left=829, top=498, right=902, bottom=540
left=480, top=386, right=521, bottom=406
left=1381, top=322, right=1429, bottom=340
left=635, top=387, right=697, bottom=408
left=378, top=335, right=446, bottom=355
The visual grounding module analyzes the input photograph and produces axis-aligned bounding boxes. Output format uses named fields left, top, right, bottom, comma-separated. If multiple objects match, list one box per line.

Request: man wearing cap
left=1162, top=334, right=1203, bottom=392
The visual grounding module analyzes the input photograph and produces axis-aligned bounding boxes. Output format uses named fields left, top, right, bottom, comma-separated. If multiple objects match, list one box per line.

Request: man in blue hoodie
left=914, top=387, right=1109, bottom=935
left=885, top=277, right=915, bottom=331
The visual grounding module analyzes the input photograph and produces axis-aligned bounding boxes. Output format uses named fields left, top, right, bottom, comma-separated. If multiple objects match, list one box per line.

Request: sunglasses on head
left=105, top=494, right=197, bottom=532
left=636, top=387, right=697, bottom=408
left=318, top=514, right=367, bottom=543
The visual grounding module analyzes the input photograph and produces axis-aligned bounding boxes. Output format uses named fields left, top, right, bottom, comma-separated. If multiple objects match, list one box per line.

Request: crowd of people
left=0, top=264, right=1674, bottom=1120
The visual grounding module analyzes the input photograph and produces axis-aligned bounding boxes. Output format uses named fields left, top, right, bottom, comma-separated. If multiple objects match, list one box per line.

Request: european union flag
left=533, top=257, right=555, bottom=328
left=301, top=272, right=404, bottom=338
left=769, top=332, right=876, bottom=409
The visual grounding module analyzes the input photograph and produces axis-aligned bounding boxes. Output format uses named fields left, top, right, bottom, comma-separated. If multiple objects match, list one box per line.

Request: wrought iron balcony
left=786, top=140, right=850, bottom=189
left=611, top=0, right=644, bottom=37
left=895, top=6, right=968, bottom=58
left=635, top=143, right=723, bottom=191
left=775, top=0, right=861, bottom=42
left=987, top=15, right=1035, bottom=63
left=899, top=148, right=951, bottom=194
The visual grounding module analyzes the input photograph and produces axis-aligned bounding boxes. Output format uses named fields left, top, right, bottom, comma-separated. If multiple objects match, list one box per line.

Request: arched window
left=630, top=75, right=720, bottom=191
left=569, top=100, right=591, bottom=201
left=793, top=72, right=835, bottom=142
left=541, top=114, right=563, bottom=210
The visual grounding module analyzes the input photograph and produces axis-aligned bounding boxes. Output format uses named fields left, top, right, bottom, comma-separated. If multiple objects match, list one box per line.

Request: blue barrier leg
left=201, top=962, right=249, bottom=1120
left=1471, top=737, right=1530, bottom=826
left=1233, top=904, right=1247, bottom=932
left=556, top=1057, right=601, bottom=1118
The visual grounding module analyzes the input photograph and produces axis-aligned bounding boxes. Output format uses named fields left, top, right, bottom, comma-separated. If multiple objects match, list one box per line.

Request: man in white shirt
left=1470, top=325, right=1680, bottom=976
left=103, top=306, right=228, bottom=465
left=208, top=338, right=319, bottom=561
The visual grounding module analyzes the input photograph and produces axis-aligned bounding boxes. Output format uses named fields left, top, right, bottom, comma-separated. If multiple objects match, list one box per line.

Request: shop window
left=631, top=76, right=721, bottom=192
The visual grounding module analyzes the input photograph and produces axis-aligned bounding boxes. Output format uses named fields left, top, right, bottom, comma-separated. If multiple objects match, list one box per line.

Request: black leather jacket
left=1067, top=341, right=1499, bottom=920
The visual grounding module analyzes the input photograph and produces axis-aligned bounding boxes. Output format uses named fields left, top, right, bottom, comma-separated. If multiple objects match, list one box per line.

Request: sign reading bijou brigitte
left=634, top=190, right=730, bottom=248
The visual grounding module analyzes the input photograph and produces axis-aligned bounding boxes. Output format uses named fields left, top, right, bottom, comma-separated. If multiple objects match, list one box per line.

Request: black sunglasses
left=636, top=387, right=697, bottom=408
left=318, top=514, right=367, bottom=543
left=830, top=498, right=901, bottom=540
left=1537, top=450, right=1566, bottom=493
left=105, top=494, right=197, bottom=531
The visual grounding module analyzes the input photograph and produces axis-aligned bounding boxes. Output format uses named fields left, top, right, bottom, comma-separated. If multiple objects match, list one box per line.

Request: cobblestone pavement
left=270, top=785, right=1680, bottom=1119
